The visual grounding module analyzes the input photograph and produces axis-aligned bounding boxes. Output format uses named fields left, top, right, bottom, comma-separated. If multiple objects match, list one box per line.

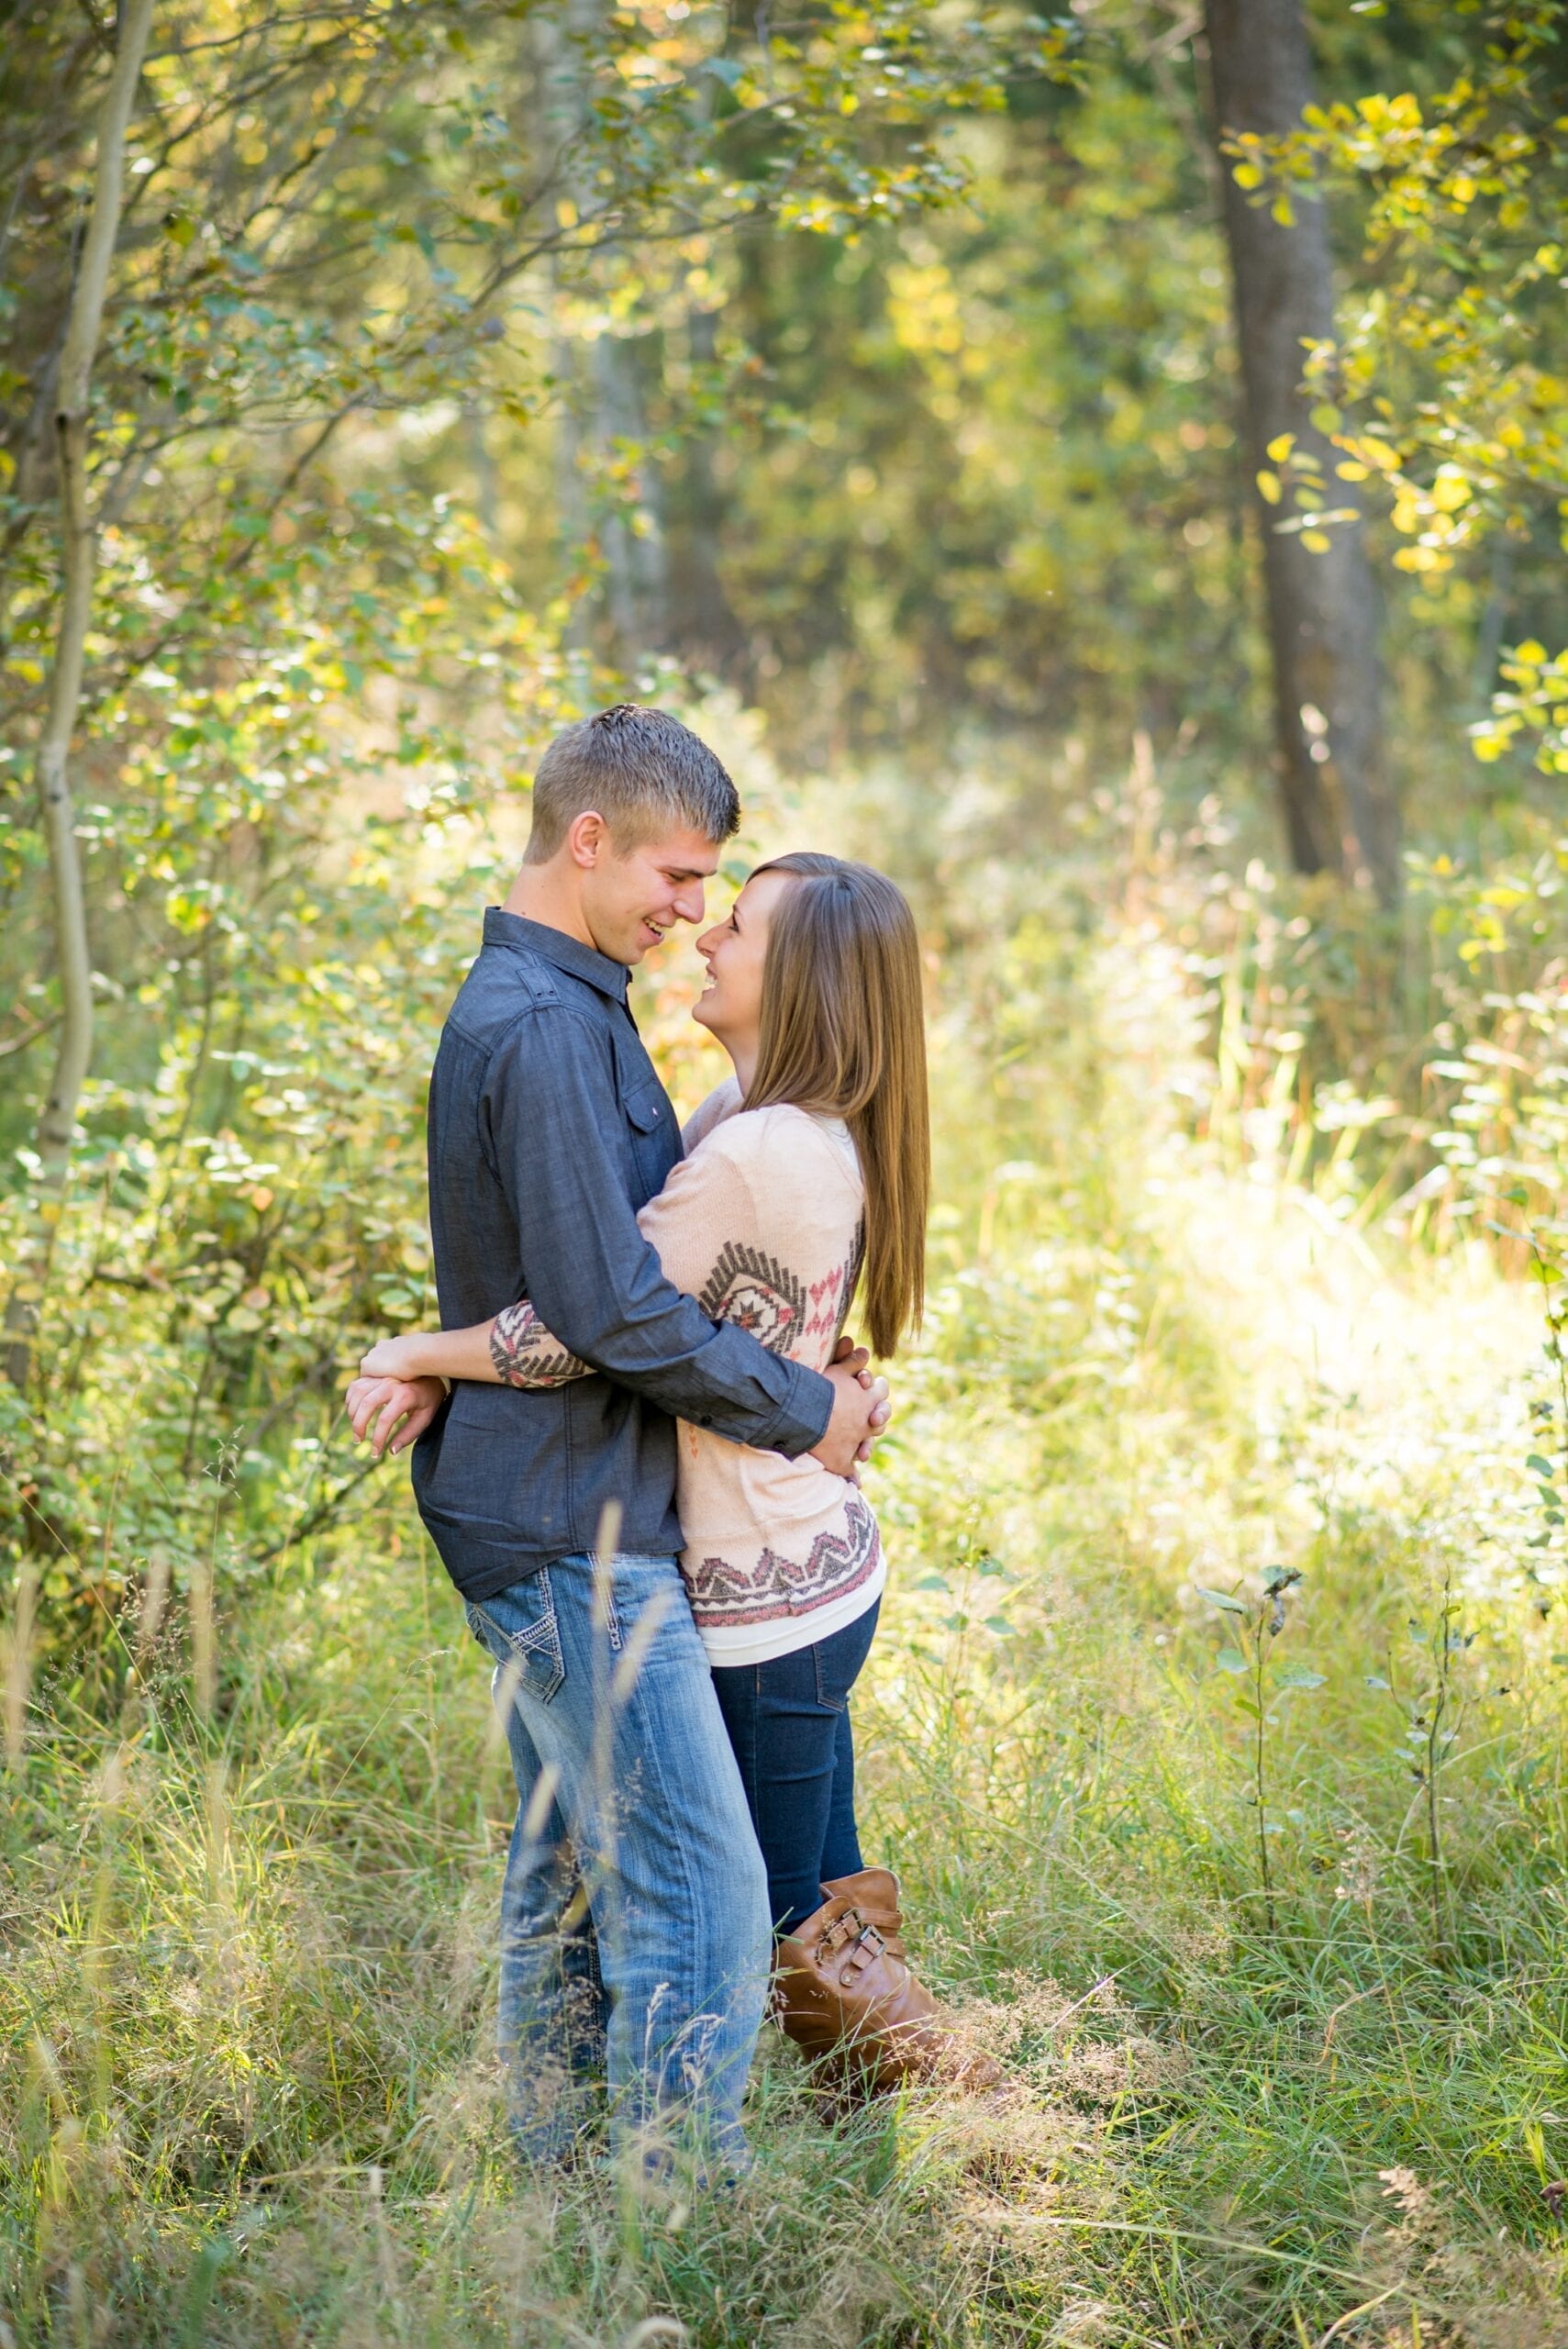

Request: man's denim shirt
left=412, top=909, right=834, bottom=1601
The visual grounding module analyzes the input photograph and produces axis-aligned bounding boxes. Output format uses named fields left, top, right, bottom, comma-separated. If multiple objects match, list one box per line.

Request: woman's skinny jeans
left=710, top=1598, right=881, bottom=1933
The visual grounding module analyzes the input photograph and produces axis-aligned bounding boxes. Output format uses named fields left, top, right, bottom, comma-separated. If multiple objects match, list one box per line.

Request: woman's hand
left=360, top=1334, right=426, bottom=1381
left=345, top=1372, right=446, bottom=1459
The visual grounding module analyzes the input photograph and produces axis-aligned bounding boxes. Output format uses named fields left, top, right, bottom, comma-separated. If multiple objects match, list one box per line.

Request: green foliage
left=1197, top=1565, right=1322, bottom=1934
left=1221, top=0, right=1568, bottom=775
left=9, top=5, right=1568, bottom=2340
left=7, top=891, right=1568, bottom=2342
left=1473, top=638, right=1568, bottom=773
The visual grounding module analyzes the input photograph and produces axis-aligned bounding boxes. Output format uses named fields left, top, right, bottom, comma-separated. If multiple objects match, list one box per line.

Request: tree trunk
left=586, top=325, right=668, bottom=663
left=1205, top=0, right=1397, bottom=901
left=3, top=0, right=155, bottom=1393
left=665, top=304, right=748, bottom=677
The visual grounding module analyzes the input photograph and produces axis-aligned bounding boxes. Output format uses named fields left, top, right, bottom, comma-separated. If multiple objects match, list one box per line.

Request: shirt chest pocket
left=619, top=1074, right=671, bottom=1194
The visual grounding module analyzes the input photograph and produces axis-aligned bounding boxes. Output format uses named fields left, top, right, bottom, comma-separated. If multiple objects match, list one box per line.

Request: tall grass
left=5, top=881, right=1568, bottom=2346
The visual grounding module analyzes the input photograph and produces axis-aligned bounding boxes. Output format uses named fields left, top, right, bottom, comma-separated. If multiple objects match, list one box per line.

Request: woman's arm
left=353, top=1115, right=751, bottom=1397
left=359, top=1302, right=589, bottom=1392
left=356, top=1113, right=795, bottom=1398
left=361, top=1322, right=506, bottom=1385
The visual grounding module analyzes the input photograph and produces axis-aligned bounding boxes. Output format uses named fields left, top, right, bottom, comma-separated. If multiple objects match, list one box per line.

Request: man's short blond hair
left=524, top=704, right=740, bottom=863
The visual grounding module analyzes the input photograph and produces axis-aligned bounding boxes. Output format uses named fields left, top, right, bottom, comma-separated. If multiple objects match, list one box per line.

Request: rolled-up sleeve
left=480, top=1008, right=831, bottom=1458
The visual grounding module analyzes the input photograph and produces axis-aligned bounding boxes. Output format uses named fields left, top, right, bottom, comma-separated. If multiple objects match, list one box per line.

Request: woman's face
left=693, top=870, right=794, bottom=1058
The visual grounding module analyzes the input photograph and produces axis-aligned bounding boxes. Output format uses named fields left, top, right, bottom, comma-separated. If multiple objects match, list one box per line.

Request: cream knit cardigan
left=498, top=1077, right=885, bottom=1665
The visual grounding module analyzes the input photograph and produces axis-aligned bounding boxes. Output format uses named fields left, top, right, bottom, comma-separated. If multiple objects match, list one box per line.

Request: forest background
left=4, top=1, right=1568, bottom=2343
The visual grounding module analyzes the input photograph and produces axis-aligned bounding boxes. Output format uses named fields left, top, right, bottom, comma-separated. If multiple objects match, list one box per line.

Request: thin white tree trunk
left=4, top=0, right=155, bottom=1391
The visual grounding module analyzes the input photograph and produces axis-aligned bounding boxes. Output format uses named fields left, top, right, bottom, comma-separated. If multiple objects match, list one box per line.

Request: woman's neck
left=725, top=1034, right=758, bottom=1098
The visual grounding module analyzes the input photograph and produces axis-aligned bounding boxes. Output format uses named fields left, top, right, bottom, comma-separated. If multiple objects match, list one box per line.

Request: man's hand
left=345, top=1372, right=446, bottom=1460
left=809, top=1347, right=891, bottom=1481
left=829, top=1333, right=883, bottom=1464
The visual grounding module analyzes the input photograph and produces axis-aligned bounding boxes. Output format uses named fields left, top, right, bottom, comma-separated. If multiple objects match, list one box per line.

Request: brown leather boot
left=773, top=1867, right=1002, bottom=2099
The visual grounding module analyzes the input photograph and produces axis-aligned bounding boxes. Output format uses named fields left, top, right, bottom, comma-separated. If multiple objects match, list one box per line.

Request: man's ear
left=565, top=809, right=608, bottom=869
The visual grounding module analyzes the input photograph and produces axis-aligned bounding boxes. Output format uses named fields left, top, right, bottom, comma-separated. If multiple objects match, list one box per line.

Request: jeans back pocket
left=463, top=1573, right=566, bottom=1705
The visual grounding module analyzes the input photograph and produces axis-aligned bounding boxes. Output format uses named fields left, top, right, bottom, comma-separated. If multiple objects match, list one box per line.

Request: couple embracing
left=347, top=703, right=995, bottom=2174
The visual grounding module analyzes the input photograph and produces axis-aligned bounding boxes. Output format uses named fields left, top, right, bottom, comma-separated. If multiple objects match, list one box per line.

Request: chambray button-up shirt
left=412, top=909, right=833, bottom=1601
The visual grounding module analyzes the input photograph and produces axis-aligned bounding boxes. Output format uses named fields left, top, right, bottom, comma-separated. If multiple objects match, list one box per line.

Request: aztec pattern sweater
left=492, top=1078, right=885, bottom=1665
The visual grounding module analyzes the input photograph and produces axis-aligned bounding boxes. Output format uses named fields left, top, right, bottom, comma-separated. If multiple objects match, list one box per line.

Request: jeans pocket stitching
left=812, top=1644, right=850, bottom=1713
left=513, top=1616, right=565, bottom=1704
left=464, top=1592, right=566, bottom=1704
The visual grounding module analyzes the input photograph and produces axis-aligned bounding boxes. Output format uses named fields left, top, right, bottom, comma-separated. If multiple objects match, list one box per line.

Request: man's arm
left=487, top=1008, right=841, bottom=1458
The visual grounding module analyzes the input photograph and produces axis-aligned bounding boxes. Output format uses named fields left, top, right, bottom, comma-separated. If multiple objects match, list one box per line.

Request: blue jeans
left=710, top=1599, right=881, bottom=1932
left=463, top=1553, right=771, bottom=2168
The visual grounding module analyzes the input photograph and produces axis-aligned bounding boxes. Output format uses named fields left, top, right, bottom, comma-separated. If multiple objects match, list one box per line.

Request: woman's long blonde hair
left=745, top=852, right=929, bottom=1358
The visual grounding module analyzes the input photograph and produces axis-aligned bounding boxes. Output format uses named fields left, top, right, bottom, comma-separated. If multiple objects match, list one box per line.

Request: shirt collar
left=483, top=907, right=630, bottom=1004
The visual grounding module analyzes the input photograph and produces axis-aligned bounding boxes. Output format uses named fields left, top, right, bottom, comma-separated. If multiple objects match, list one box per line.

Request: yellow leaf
left=1336, top=462, right=1370, bottom=481
left=1256, top=471, right=1282, bottom=505
left=1270, top=195, right=1295, bottom=228
left=1430, top=468, right=1471, bottom=511
left=556, top=197, right=578, bottom=229
left=1515, top=640, right=1549, bottom=665
left=1232, top=162, right=1263, bottom=190
left=1301, top=529, right=1331, bottom=551
left=1266, top=432, right=1296, bottom=462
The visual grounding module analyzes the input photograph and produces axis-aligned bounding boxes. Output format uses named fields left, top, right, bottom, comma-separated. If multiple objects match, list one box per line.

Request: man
left=348, top=705, right=888, bottom=2170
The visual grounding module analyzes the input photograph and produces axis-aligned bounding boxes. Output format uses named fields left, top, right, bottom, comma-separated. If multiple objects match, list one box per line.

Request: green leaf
left=1527, top=1454, right=1557, bottom=1478
left=1195, top=1585, right=1247, bottom=1615
left=1274, top=1666, right=1326, bottom=1690
left=1215, top=1646, right=1247, bottom=1675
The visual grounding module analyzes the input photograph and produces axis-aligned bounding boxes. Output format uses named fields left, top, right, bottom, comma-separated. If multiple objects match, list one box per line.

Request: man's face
left=580, top=823, right=722, bottom=965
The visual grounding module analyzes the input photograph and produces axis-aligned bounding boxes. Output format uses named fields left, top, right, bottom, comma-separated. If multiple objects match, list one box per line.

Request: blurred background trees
left=0, top=0, right=1565, bottom=1597
left=6, top=10, right=1568, bottom=2335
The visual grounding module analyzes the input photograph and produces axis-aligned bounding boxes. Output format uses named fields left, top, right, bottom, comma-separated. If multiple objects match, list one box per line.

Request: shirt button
left=699, top=1415, right=713, bottom=1428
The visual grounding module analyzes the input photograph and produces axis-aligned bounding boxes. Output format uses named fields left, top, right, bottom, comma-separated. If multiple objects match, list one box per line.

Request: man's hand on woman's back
left=810, top=1339, right=891, bottom=1481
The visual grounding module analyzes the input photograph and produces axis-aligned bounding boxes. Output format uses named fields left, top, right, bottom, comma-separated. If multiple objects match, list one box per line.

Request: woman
left=359, top=853, right=995, bottom=2097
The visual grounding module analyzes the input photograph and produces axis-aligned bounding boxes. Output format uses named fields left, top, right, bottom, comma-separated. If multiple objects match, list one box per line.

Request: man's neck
left=504, top=862, right=595, bottom=949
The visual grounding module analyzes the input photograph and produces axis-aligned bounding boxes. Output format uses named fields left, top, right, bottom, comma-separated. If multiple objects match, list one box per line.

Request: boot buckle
left=835, top=1919, right=887, bottom=1983
left=820, top=1904, right=865, bottom=1955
